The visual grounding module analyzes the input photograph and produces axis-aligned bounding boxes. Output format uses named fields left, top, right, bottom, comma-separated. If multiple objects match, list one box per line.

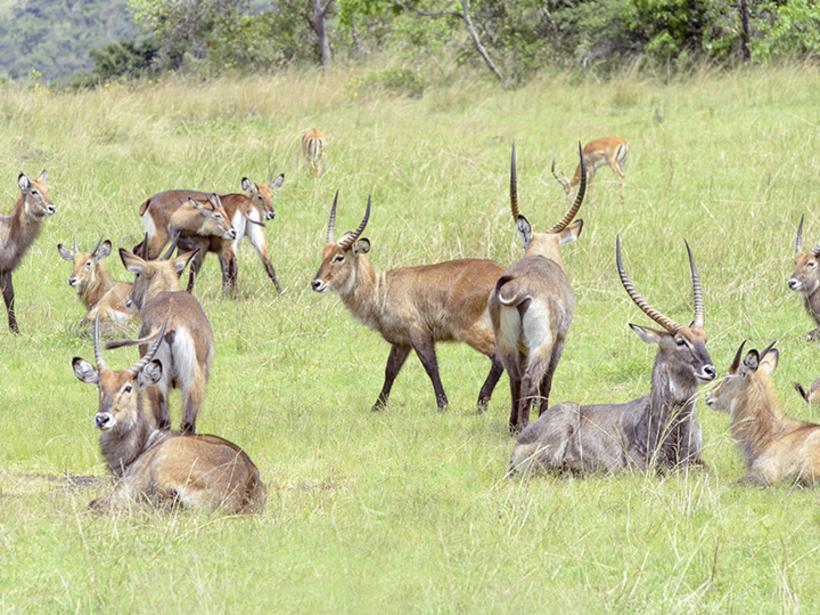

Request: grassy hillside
left=0, top=66, right=818, bottom=613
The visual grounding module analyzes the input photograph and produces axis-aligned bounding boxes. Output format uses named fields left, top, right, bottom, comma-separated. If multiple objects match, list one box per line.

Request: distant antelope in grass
left=0, top=171, right=56, bottom=333
left=552, top=137, right=628, bottom=201
left=311, top=192, right=506, bottom=412
left=115, top=240, right=213, bottom=434
left=490, top=143, right=587, bottom=433
left=509, top=236, right=716, bottom=476
left=72, top=318, right=266, bottom=513
left=788, top=215, right=819, bottom=341
left=57, top=238, right=136, bottom=329
left=794, top=377, right=820, bottom=405
left=302, top=128, right=325, bottom=176
left=705, top=341, right=820, bottom=486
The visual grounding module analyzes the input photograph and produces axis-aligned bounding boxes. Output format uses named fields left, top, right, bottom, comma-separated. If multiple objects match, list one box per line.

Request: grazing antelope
left=116, top=241, right=213, bottom=434
left=177, top=174, right=285, bottom=296
left=794, top=377, right=820, bottom=405
left=0, top=171, right=56, bottom=333
left=72, top=318, right=266, bottom=513
left=705, top=341, right=820, bottom=486
left=302, top=128, right=325, bottom=176
left=57, top=238, right=135, bottom=328
left=509, top=236, right=716, bottom=476
left=134, top=192, right=237, bottom=260
left=788, top=215, right=820, bottom=341
left=311, top=192, right=506, bottom=412
left=552, top=137, right=628, bottom=200
left=490, top=144, right=586, bottom=433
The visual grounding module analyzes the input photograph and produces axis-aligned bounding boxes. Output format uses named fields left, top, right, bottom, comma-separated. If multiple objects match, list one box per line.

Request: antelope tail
left=105, top=325, right=170, bottom=350
left=495, top=276, right=531, bottom=308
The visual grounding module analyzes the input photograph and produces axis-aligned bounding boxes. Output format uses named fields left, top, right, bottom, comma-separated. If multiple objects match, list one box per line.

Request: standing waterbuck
left=72, top=318, right=266, bottom=513
left=302, top=128, right=325, bottom=176
left=509, top=236, right=716, bottom=476
left=116, top=240, right=213, bottom=434
left=490, top=143, right=586, bottom=432
left=552, top=136, right=628, bottom=201
left=705, top=341, right=820, bottom=486
left=311, top=192, right=505, bottom=412
left=788, top=215, right=819, bottom=341
left=0, top=171, right=56, bottom=333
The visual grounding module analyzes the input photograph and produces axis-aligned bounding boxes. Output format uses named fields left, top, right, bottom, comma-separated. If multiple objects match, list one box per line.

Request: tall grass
left=0, top=65, right=818, bottom=613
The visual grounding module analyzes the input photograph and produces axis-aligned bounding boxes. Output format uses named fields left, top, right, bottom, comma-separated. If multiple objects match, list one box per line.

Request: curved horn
left=510, top=144, right=520, bottom=222
left=93, top=315, right=107, bottom=371
left=730, top=340, right=746, bottom=372
left=327, top=189, right=339, bottom=244
left=616, top=235, right=683, bottom=334
left=127, top=318, right=168, bottom=376
left=758, top=339, right=778, bottom=360
left=796, top=215, right=804, bottom=253
left=338, top=194, right=371, bottom=250
left=90, top=237, right=103, bottom=258
left=548, top=142, right=587, bottom=233
left=73, top=235, right=78, bottom=255
left=685, top=240, right=704, bottom=329
left=162, top=232, right=180, bottom=260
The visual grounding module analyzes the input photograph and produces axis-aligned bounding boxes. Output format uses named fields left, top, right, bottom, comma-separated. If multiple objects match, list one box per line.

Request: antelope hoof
left=476, top=398, right=490, bottom=414
left=181, top=422, right=195, bottom=435
left=371, top=400, right=386, bottom=412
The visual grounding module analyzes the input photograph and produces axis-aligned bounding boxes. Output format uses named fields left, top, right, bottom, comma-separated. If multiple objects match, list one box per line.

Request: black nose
left=68, top=277, right=76, bottom=286
left=95, top=414, right=110, bottom=427
left=228, top=229, right=237, bottom=239
left=311, top=279, right=322, bottom=291
left=266, top=212, right=275, bottom=220
left=46, top=204, right=56, bottom=214
left=788, top=279, right=798, bottom=289
left=703, top=365, right=717, bottom=379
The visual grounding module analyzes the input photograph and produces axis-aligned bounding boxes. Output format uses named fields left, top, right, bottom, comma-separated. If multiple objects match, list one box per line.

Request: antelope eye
left=675, top=338, right=686, bottom=347
left=85, top=261, right=91, bottom=267
left=31, top=189, right=39, bottom=196
left=332, top=254, right=344, bottom=263
left=808, top=261, right=816, bottom=268
left=135, top=272, right=141, bottom=278
left=214, top=213, right=223, bottom=220
left=123, top=384, right=133, bottom=393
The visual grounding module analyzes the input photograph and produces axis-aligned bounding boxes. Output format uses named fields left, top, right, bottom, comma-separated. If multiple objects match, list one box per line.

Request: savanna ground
left=0, top=64, right=818, bottom=613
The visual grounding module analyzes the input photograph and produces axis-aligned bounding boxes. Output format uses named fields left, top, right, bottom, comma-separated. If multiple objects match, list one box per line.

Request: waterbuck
left=788, top=215, right=819, bottom=341
left=57, top=238, right=135, bottom=328
left=509, top=236, right=716, bottom=476
left=552, top=136, right=628, bottom=201
left=794, top=377, right=820, bottom=405
left=72, top=318, right=266, bottom=513
left=302, top=128, right=325, bottom=176
left=490, top=143, right=586, bottom=433
left=311, top=192, right=505, bottom=412
left=705, top=341, right=820, bottom=486
left=0, top=171, right=56, bottom=333
left=116, top=241, right=213, bottom=434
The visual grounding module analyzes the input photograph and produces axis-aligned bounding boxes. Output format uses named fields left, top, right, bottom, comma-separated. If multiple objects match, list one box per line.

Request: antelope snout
left=95, top=413, right=113, bottom=430
left=704, top=392, right=715, bottom=408
left=68, top=277, right=78, bottom=288
left=788, top=278, right=801, bottom=291
left=45, top=203, right=56, bottom=215
left=697, top=364, right=717, bottom=382
left=311, top=279, right=327, bottom=293
left=265, top=211, right=276, bottom=221
left=225, top=228, right=237, bottom=240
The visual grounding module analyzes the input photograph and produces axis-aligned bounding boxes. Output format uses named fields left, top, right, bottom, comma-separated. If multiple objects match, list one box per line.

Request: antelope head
left=72, top=316, right=167, bottom=432
left=705, top=341, right=778, bottom=414
left=119, top=235, right=197, bottom=309
left=509, top=143, right=586, bottom=270
left=311, top=191, right=371, bottom=294
left=788, top=215, right=819, bottom=295
left=18, top=170, right=56, bottom=217
left=241, top=174, right=284, bottom=221
left=184, top=194, right=236, bottom=240
left=57, top=238, right=112, bottom=294
left=616, top=235, right=716, bottom=388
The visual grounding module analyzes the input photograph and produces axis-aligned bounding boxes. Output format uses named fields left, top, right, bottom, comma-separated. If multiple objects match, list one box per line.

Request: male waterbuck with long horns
left=116, top=240, right=213, bottom=434
left=311, top=192, right=506, bottom=412
left=552, top=136, right=628, bottom=201
left=490, top=143, right=587, bottom=433
left=57, top=238, right=135, bottom=328
left=72, top=318, right=266, bottom=513
left=788, top=215, right=819, bottom=341
left=509, top=236, right=716, bottom=476
left=0, top=171, right=56, bottom=333
left=706, top=341, right=820, bottom=486
left=794, top=377, right=820, bottom=405
left=302, top=128, right=325, bottom=176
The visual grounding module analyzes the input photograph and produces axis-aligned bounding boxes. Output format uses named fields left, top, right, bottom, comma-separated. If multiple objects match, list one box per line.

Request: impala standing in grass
left=552, top=136, right=628, bottom=201
left=311, top=192, right=506, bottom=413
left=490, top=143, right=586, bottom=432
left=509, top=236, right=716, bottom=476
left=302, top=128, right=325, bottom=176
left=0, top=171, right=56, bottom=333
left=789, top=215, right=819, bottom=341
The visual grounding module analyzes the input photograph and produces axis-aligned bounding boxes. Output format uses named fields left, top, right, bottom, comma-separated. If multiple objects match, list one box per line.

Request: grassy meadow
left=0, top=65, right=818, bottom=613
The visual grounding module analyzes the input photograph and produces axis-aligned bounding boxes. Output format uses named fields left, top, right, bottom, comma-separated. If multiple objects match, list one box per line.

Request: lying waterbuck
left=706, top=341, right=820, bottom=486
left=490, top=144, right=586, bottom=433
left=72, top=318, right=266, bottom=513
left=794, top=377, right=820, bottom=405
left=788, top=215, right=819, bottom=341
left=311, top=192, right=505, bottom=412
left=116, top=241, right=213, bottom=434
left=177, top=174, right=285, bottom=296
left=0, top=171, right=56, bottom=333
left=57, top=238, right=135, bottom=328
left=552, top=136, right=628, bottom=200
left=509, top=236, right=716, bottom=476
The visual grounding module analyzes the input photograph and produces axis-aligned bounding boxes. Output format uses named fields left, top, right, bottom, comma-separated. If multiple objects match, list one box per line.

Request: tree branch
left=320, top=0, right=335, bottom=18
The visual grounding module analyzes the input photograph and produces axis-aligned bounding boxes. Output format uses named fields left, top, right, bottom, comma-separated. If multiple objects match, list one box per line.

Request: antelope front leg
left=806, top=326, right=820, bottom=342
left=372, top=344, right=411, bottom=412
left=1, top=270, right=19, bottom=334
left=247, top=221, right=283, bottom=294
left=412, top=336, right=449, bottom=410
left=476, top=356, right=504, bottom=413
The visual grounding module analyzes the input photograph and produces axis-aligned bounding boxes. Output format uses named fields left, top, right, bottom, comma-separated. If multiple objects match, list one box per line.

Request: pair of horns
left=92, top=315, right=167, bottom=375
left=510, top=142, right=587, bottom=233
left=68, top=236, right=105, bottom=256
left=731, top=339, right=777, bottom=372
left=616, top=235, right=705, bottom=333
left=795, top=215, right=820, bottom=256
left=326, top=190, right=371, bottom=249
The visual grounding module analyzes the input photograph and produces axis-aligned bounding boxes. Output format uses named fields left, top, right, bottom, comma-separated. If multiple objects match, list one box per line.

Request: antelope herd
left=0, top=132, right=818, bottom=515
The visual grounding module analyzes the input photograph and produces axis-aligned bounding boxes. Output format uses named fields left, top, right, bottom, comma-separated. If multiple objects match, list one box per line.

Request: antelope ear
left=37, top=169, right=48, bottom=182
left=629, top=323, right=664, bottom=345
left=742, top=350, right=760, bottom=374
left=269, top=174, right=284, bottom=189
left=560, top=219, right=583, bottom=245
left=241, top=177, right=257, bottom=193
left=188, top=198, right=203, bottom=211
left=352, top=238, right=371, bottom=254
left=516, top=215, right=532, bottom=247
left=207, top=193, right=222, bottom=209
left=94, top=240, right=113, bottom=261
left=758, top=349, right=779, bottom=375
left=120, top=248, right=147, bottom=274
left=138, top=360, right=163, bottom=387
left=57, top=244, right=74, bottom=260
left=18, top=172, right=30, bottom=191
left=174, top=250, right=197, bottom=275
left=72, top=357, right=99, bottom=385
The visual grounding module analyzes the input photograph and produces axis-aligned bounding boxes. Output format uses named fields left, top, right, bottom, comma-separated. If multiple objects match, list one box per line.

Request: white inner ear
left=270, top=174, right=284, bottom=188
left=353, top=238, right=371, bottom=254
left=516, top=217, right=532, bottom=246
left=758, top=352, right=778, bottom=375
left=139, top=361, right=163, bottom=387
left=629, top=324, right=661, bottom=345
left=73, top=359, right=99, bottom=384
left=58, top=245, right=73, bottom=260
left=126, top=263, right=145, bottom=274
left=18, top=175, right=30, bottom=190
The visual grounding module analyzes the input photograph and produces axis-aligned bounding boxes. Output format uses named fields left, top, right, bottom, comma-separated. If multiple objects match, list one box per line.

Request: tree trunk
left=459, top=0, right=506, bottom=84
left=739, top=0, right=751, bottom=63
left=312, top=0, right=332, bottom=68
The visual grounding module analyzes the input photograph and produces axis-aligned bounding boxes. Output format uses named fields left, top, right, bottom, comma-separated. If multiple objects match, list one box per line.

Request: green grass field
left=0, top=65, right=818, bottom=613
